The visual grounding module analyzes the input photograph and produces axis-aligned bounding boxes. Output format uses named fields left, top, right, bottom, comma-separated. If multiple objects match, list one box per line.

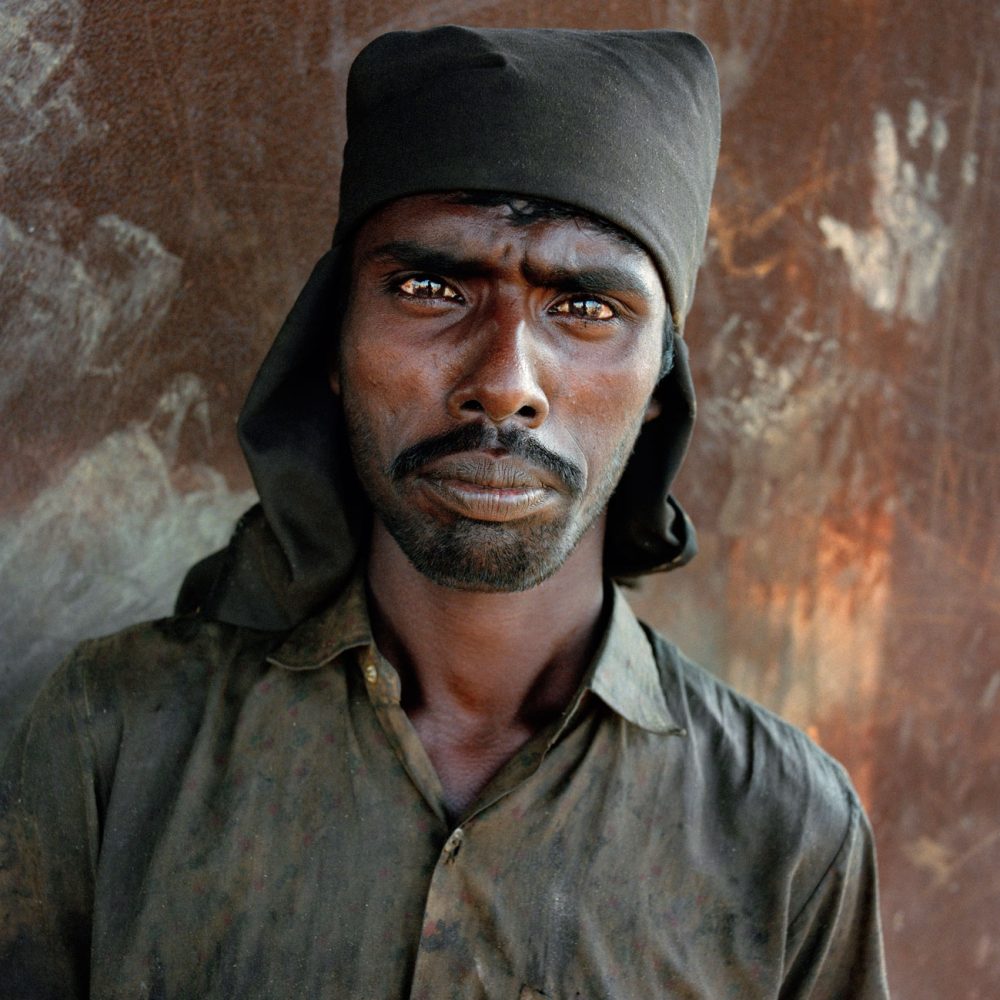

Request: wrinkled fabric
left=337, top=26, right=721, bottom=329
left=178, top=26, right=720, bottom=629
left=1, top=580, right=889, bottom=999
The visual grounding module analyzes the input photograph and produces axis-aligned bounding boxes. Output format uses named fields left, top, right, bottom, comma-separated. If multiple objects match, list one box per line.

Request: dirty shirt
left=0, top=577, right=888, bottom=999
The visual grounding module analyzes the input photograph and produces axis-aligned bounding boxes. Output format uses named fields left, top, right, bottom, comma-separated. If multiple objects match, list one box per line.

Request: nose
left=447, top=309, right=549, bottom=428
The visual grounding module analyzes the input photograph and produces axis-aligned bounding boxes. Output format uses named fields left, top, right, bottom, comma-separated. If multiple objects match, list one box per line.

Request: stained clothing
left=1, top=577, right=888, bottom=998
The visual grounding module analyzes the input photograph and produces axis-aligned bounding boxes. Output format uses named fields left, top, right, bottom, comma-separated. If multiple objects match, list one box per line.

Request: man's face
left=333, top=193, right=667, bottom=591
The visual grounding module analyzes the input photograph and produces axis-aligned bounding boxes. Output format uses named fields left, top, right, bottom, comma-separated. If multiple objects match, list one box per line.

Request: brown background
left=2, top=1, right=997, bottom=996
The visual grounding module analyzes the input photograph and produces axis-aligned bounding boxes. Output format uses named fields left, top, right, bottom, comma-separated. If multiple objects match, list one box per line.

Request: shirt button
left=364, top=663, right=378, bottom=684
left=443, top=827, right=464, bottom=861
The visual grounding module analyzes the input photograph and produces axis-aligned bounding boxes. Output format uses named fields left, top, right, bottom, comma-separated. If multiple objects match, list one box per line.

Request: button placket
left=409, top=823, right=480, bottom=997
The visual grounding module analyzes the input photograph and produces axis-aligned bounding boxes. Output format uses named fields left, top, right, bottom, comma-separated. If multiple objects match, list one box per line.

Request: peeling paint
left=906, top=98, right=929, bottom=147
left=0, top=213, right=183, bottom=406
left=0, top=0, right=94, bottom=178
left=0, top=378, right=255, bottom=743
left=979, top=672, right=1000, bottom=712
left=962, top=152, right=978, bottom=186
left=699, top=309, right=877, bottom=534
left=818, top=101, right=965, bottom=324
left=904, top=835, right=956, bottom=886
left=905, top=829, right=1000, bottom=889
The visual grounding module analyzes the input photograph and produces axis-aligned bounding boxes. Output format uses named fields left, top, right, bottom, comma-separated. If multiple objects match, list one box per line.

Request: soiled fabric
left=178, top=26, right=722, bottom=630
left=0, top=578, right=888, bottom=998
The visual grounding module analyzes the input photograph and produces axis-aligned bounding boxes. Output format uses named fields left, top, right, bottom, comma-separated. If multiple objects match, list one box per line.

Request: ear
left=643, top=395, right=661, bottom=423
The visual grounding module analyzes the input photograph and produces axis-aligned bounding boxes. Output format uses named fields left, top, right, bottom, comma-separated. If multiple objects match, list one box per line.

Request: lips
left=416, top=453, right=557, bottom=522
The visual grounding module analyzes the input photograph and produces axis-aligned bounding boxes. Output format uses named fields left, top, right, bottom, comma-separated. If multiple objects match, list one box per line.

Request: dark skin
left=332, top=194, right=667, bottom=816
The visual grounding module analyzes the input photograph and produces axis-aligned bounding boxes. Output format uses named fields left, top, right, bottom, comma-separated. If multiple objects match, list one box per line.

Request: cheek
left=341, top=355, right=405, bottom=448
left=339, top=324, right=457, bottom=443
left=563, top=353, right=660, bottom=470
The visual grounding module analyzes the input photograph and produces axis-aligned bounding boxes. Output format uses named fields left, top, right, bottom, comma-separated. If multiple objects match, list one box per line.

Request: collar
left=266, top=573, right=679, bottom=735
left=587, top=583, right=680, bottom=734
left=267, top=573, right=372, bottom=670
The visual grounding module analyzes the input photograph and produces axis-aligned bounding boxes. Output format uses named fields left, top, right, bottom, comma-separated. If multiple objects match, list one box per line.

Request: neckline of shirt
left=266, top=572, right=680, bottom=735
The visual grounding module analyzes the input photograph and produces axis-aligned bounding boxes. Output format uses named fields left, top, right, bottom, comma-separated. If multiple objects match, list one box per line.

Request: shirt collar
left=267, top=573, right=679, bottom=735
left=267, top=573, right=372, bottom=670
left=586, top=583, right=680, bottom=734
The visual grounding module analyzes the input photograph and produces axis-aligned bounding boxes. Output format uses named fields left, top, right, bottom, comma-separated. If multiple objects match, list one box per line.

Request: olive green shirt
left=1, top=577, right=888, bottom=998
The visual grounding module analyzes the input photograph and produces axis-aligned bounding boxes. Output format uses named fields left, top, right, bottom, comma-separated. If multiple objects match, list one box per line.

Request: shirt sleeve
left=781, top=792, right=891, bottom=999
left=0, top=655, right=99, bottom=999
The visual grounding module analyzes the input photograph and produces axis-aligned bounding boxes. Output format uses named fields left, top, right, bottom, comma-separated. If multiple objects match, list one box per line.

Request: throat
left=395, top=633, right=589, bottom=816
left=409, top=708, right=539, bottom=818
left=364, top=515, right=609, bottom=815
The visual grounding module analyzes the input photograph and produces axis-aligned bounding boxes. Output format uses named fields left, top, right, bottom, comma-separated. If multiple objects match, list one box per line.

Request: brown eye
left=554, top=297, right=616, bottom=321
left=398, top=276, right=461, bottom=300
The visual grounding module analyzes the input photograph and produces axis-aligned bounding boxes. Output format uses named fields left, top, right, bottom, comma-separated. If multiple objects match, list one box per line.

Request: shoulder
left=73, top=611, right=273, bottom=669
left=641, top=623, right=866, bottom=895
left=633, top=627, right=888, bottom=993
left=55, top=614, right=274, bottom=710
left=646, top=623, right=856, bottom=802
left=18, top=615, right=282, bottom=772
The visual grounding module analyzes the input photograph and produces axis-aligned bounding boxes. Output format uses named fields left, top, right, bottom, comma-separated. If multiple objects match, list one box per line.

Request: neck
left=367, top=518, right=606, bottom=727
left=365, top=518, right=607, bottom=813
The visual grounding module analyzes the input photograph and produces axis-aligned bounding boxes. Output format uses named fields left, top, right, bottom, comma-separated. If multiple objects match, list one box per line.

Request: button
left=443, top=827, right=464, bottom=861
left=364, top=663, right=378, bottom=684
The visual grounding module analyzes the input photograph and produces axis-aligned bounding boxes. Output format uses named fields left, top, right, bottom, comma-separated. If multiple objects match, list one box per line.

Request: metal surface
left=2, top=1, right=997, bottom=995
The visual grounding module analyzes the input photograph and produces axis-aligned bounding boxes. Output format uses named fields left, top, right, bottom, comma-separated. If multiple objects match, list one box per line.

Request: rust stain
left=709, top=162, right=836, bottom=279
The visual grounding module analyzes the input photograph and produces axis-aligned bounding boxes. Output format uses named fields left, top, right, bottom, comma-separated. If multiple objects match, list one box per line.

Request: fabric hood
left=177, top=25, right=721, bottom=629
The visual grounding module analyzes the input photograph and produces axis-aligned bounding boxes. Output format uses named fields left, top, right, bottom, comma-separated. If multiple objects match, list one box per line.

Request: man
left=1, top=25, right=889, bottom=998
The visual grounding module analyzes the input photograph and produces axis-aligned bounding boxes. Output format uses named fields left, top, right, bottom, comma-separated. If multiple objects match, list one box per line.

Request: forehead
left=350, top=193, right=659, bottom=279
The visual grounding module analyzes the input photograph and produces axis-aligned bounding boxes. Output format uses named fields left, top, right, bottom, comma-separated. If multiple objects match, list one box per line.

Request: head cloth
left=178, top=25, right=722, bottom=629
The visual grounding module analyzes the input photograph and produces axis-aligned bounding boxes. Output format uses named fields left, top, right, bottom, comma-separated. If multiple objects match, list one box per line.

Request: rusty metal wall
left=2, top=1, right=997, bottom=996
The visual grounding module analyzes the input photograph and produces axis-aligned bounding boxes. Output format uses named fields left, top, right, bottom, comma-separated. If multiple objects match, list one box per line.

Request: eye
left=397, top=276, right=463, bottom=301
left=552, top=296, right=617, bottom=321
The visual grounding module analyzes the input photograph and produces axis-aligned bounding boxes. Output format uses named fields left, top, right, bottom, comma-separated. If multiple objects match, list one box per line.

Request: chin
left=390, top=516, right=584, bottom=593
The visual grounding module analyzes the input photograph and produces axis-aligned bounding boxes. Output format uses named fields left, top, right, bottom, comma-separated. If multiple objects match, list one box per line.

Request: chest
left=87, top=666, right=790, bottom=1000
left=410, top=710, right=540, bottom=818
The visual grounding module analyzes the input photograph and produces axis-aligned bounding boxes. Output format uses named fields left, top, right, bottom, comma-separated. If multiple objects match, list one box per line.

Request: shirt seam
left=786, top=782, right=860, bottom=934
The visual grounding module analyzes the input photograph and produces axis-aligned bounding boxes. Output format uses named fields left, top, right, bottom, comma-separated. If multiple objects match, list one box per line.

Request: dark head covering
left=178, top=25, right=721, bottom=629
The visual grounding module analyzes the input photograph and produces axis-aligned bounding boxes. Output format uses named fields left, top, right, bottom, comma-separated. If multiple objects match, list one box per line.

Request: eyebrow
left=364, top=240, right=657, bottom=301
left=365, top=241, right=494, bottom=281
left=521, top=261, right=655, bottom=301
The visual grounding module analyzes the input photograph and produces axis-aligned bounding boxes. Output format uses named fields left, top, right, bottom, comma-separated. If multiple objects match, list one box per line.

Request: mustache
left=389, top=423, right=585, bottom=495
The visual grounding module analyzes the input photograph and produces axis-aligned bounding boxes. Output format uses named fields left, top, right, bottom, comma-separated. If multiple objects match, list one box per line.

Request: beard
left=340, top=399, right=645, bottom=592
left=380, top=507, right=582, bottom=592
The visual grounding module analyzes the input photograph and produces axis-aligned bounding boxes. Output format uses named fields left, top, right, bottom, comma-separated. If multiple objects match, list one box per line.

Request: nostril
left=517, top=405, right=536, bottom=418
left=461, top=399, right=485, bottom=413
